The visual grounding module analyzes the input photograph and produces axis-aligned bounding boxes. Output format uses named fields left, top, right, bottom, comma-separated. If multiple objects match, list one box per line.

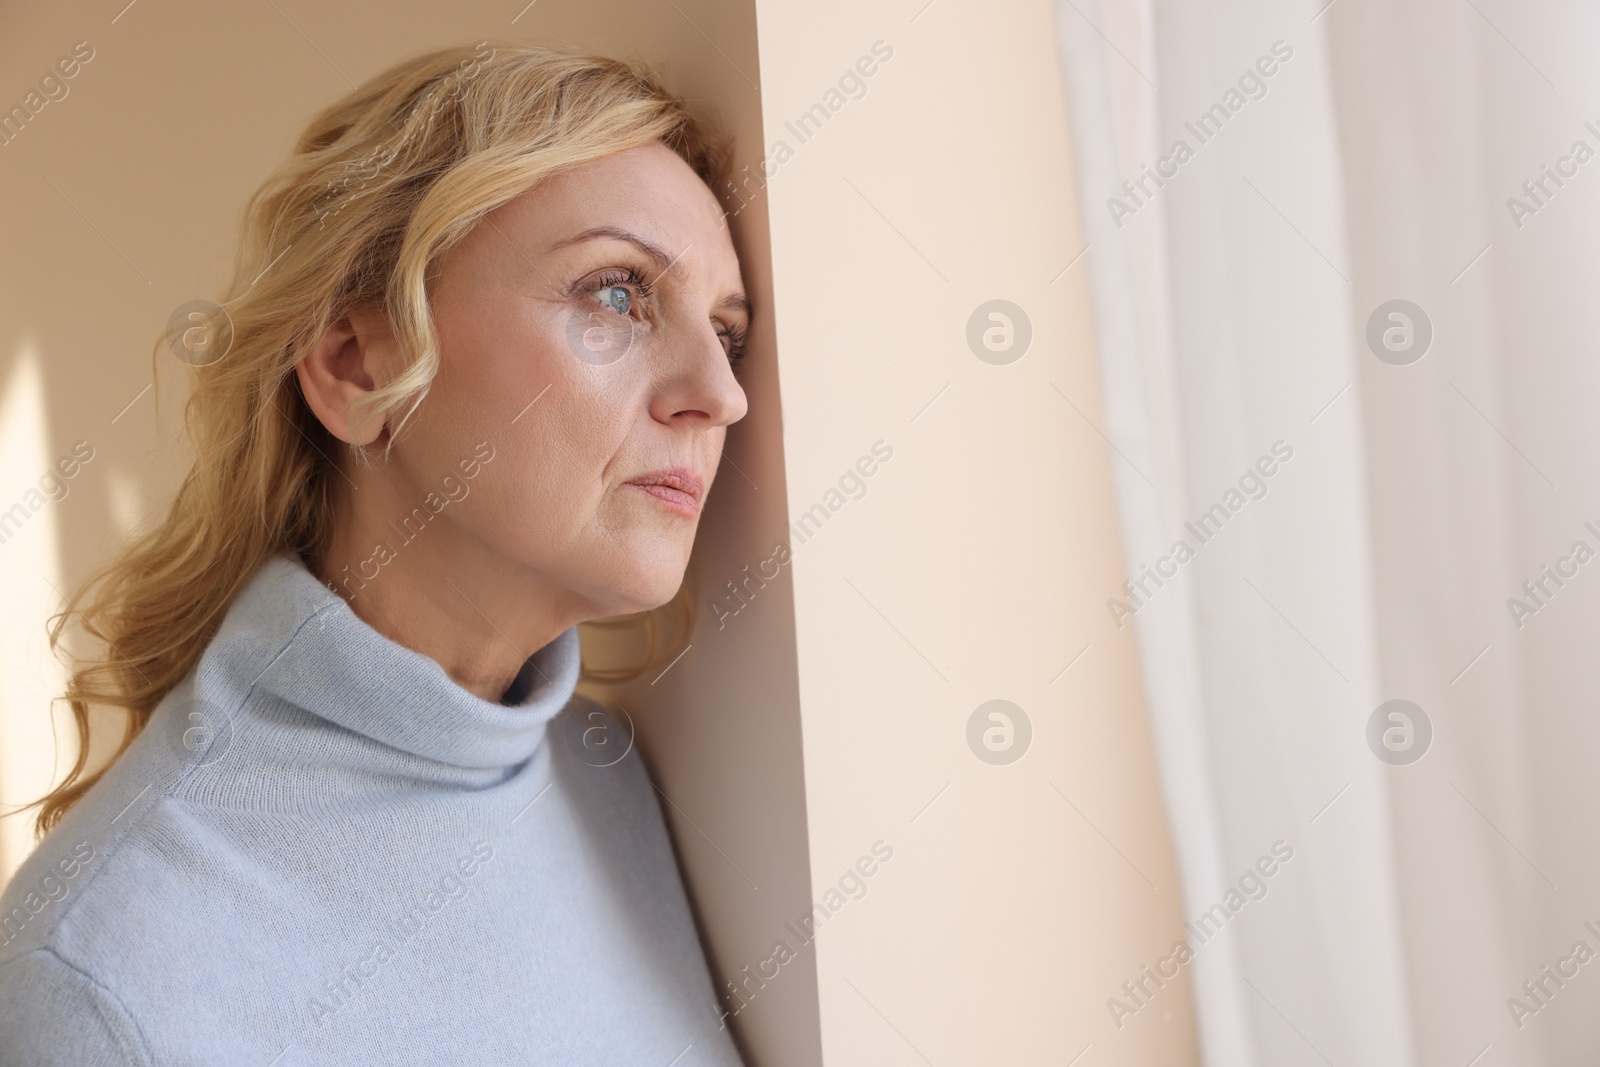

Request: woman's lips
left=624, top=466, right=703, bottom=518
left=625, top=481, right=700, bottom=517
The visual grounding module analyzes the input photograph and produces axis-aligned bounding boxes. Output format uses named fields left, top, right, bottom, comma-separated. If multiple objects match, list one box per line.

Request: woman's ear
left=295, top=306, right=395, bottom=446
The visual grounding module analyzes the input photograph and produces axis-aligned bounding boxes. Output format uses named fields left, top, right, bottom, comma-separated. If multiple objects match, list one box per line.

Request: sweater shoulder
left=552, top=695, right=659, bottom=799
left=0, top=786, right=246, bottom=975
left=0, top=947, right=152, bottom=1067
left=549, top=696, right=680, bottom=856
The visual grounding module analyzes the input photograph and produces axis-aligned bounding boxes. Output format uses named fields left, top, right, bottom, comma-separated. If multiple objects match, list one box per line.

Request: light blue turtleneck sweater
left=0, top=554, right=744, bottom=1066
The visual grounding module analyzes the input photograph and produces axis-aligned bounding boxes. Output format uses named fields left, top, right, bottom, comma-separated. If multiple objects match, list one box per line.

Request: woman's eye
left=596, top=284, right=632, bottom=316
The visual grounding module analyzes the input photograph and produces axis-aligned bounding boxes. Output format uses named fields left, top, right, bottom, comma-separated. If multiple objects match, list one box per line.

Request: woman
left=0, top=41, right=750, bottom=1065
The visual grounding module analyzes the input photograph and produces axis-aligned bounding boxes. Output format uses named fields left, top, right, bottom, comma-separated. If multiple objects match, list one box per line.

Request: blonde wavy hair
left=26, top=40, right=727, bottom=838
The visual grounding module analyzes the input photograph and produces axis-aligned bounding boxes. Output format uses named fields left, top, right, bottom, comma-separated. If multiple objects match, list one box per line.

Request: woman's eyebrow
left=550, top=226, right=674, bottom=271
left=551, top=225, right=748, bottom=315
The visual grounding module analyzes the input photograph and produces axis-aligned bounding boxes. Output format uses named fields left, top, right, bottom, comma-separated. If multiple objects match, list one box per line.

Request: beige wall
left=0, top=1, right=1195, bottom=1063
left=747, top=1, right=1197, bottom=1062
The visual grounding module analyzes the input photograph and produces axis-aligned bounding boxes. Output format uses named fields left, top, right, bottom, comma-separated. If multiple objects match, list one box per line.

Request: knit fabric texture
left=0, top=553, right=743, bottom=1066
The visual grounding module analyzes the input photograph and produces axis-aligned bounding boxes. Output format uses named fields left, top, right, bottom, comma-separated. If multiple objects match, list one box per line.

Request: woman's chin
left=590, top=569, right=687, bottom=618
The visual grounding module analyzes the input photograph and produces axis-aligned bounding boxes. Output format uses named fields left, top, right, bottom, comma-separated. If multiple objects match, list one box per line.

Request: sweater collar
left=224, top=552, right=583, bottom=769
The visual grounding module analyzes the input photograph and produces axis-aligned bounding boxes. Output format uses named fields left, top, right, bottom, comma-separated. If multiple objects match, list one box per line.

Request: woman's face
left=358, top=142, right=749, bottom=621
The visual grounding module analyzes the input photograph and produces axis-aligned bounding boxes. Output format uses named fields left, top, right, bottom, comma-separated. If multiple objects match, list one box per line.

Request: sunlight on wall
left=105, top=465, right=145, bottom=538
left=0, top=343, right=69, bottom=885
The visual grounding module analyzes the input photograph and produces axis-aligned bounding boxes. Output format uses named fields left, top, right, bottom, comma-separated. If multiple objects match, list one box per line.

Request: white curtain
left=1054, top=0, right=1600, bottom=1063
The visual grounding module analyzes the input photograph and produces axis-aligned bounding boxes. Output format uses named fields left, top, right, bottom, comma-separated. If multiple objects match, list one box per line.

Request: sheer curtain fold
left=1053, top=1, right=1416, bottom=1063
